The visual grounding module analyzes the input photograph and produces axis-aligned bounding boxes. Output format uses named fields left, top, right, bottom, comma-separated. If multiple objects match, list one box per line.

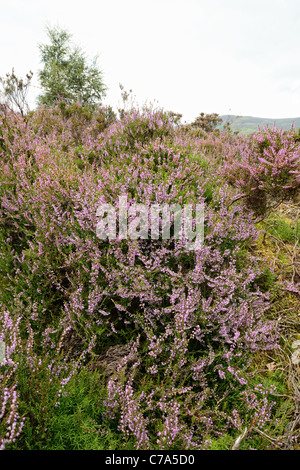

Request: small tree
left=190, top=112, right=222, bottom=133
left=0, top=69, right=33, bottom=116
left=38, top=26, right=107, bottom=106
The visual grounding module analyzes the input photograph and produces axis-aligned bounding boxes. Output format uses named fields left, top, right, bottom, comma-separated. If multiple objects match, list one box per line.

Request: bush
left=0, top=105, right=297, bottom=449
left=223, top=126, right=300, bottom=215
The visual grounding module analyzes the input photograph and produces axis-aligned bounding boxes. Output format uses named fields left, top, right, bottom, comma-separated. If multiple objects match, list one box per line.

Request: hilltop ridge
left=219, top=114, right=300, bottom=134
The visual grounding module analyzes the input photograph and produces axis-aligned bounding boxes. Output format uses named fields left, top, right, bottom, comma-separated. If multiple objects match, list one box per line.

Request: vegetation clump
left=0, top=29, right=299, bottom=450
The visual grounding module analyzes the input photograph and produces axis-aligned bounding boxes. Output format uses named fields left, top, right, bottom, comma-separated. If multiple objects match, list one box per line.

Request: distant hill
left=218, top=115, right=300, bottom=134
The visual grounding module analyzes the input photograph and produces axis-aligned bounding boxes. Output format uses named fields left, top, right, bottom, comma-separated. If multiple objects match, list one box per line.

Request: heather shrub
left=223, top=126, right=300, bottom=215
left=57, top=101, right=116, bottom=143
left=99, top=191, right=279, bottom=449
left=0, top=308, right=24, bottom=450
left=0, top=105, right=297, bottom=449
left=0, top=297, right=95, bottom=450
left=100, top=108, right=174, bottom=158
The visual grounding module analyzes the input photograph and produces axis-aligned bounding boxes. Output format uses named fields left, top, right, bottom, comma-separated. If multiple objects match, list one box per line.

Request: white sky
left=1, top=0, right=300, bottom=122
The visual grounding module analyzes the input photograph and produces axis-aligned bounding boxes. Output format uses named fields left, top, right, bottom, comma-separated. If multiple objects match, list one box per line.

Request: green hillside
left=219, top=114, right=300, bottom=134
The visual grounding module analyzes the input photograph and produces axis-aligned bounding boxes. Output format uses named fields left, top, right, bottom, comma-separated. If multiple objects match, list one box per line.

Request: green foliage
left=38, top=26, right=107, bottom=106
left=266, top=213, right=300, bottom=244
left=42, top=370, right=126, bottom=450
left=5, top=368, right=122, bottom=450
left=5, top=351, right=73, bottom=450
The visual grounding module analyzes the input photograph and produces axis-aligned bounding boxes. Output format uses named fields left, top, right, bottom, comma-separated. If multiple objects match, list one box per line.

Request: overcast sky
left=1, top=0, right=300, bottom=122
